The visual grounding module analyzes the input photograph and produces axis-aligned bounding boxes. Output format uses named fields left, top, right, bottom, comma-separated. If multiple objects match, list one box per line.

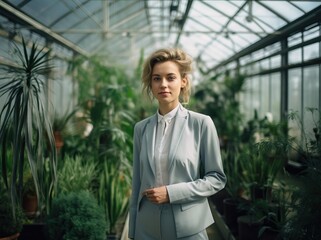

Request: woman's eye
left=153, top=77, right=160, bottom=81
left=168, top=76, right=176, bottom=81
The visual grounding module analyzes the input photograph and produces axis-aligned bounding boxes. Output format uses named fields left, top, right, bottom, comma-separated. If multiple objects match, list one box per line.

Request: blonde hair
left=141, top=48, right=192, bottom=104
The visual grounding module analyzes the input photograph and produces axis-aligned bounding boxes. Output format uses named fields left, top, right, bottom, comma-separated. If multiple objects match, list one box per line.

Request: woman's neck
left=158, top=102, right=179, bottom=116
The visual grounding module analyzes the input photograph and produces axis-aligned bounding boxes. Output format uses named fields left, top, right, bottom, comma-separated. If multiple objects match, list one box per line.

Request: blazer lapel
left=168, top=105, right=188, bottom=170
left=145, top=114, right=157, bottom=177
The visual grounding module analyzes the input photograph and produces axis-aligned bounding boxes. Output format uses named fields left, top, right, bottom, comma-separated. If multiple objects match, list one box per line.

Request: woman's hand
left=143, top=186, right=169, bottom=204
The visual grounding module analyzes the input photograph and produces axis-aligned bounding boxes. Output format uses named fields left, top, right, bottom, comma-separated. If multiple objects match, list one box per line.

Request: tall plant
left=65, top=55, right=135, bottom=235
left=192, top=73, right=245, bottom=145
left=0, top=38, right=57, bottom=216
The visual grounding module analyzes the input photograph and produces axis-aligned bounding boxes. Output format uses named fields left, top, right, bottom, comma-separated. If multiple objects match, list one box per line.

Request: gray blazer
left=129, top=104, right=226, bottom=238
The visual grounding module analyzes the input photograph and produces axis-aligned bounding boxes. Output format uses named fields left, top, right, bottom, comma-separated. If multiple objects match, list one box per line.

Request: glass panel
left=252, top=49, right=265, bottom=61
left=288, top=68, right=302, bottom=113
left=252, top=76, right=261, bottom=114
left=191, top=2, right=226, bottom=29
left=252, top=2, right=287, bottom=29
left=270, top=72, right=281, bottom=121
left=263, top=1, right=304, bottom=21
left=304, top=24, right=320, bottom=42
left=51, top=59, right=74, bottom=116
left=303, top=65, right=319, bottom=143
left=252, top=62, right=260, bottom=74
left=288, top=48, right=302, bottom=65
left=271, top=55, right=281, bottom=68
left=0, top=36, right=11, bottom=62
left=303, top=43, right=319, bottom=61
left=291, top=1, right=321, bottom=12
left=303, top=65, right=319, bottom=110
left=265, top=42, right=281, bottom=56
left=20, top=0, right=66, bottom=26
left=242, top=77, right=254, bottom=120
left=260, top=75, right=269, bottom=118
left=288, top=68, right=302, bottom=143
left=260, top=58, right=270, bottom=71
left=204, top=0, right=239, bottom=16
left=288, top=32, right=302, bottom=47
left=196, top=1, right=230, bottom=26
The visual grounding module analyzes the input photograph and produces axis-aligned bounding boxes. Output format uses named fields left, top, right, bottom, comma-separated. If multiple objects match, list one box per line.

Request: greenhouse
left=0, top=0, right=320, bottom=240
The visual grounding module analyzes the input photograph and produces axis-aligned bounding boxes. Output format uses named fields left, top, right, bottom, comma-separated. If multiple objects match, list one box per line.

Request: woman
left=129, top=48, right=226, bottom=239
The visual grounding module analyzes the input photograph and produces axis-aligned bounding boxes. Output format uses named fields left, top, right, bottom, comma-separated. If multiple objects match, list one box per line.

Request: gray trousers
left=135, top=198, right=209, bottom=240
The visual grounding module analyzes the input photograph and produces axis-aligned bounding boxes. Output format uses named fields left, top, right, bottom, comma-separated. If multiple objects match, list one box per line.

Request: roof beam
left=175, top=0, right=193, bottom=45
left=208, top=5, right=321, bottom=74
left=0, top=1, right=88, bottom=56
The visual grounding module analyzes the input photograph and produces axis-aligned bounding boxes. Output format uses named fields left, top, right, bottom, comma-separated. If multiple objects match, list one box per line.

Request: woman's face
left=151, top=61, right=186, bottom=109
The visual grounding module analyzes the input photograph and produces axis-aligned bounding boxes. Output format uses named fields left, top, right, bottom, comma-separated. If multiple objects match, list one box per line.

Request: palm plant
left=0, top=37, right=57, bottom=217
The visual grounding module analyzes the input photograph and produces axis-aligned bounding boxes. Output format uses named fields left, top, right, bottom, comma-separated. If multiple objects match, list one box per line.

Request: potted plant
left=22, top=173, right=38, bottom=218
left=57, top=155, right=97, bottom=195
left=99, top=162, right=131, bottom=238
left=46, top=191, right=107, bottom=240
left=0, top=37, right=57, bottom=218
left=258, top=181, right=294, bottom=240
left=0, top=180, right=25, bottom=240
left=240, top=139, right=286, bottom=202
left=221, top=148, right=247, bottom=235
left=52, top=108, right=78, bottom=153
left=237, top=199, right=267, bottom=240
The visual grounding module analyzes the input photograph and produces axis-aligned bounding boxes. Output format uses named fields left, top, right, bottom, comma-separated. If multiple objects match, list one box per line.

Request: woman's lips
left=159, top=92, right=170, bottom=96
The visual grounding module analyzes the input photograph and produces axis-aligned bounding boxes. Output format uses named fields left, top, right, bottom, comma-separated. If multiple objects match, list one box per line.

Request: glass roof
left=2, top=0, right=321, bottom=73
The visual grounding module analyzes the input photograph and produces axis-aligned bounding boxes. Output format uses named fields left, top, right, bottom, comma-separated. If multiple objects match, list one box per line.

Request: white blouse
left=154, top=105, right=179, bottom=187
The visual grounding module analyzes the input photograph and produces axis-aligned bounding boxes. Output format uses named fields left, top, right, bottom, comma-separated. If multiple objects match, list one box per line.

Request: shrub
left=46, top=191, right=107, bottom=240
left=0, top=187, right=25, bottom=237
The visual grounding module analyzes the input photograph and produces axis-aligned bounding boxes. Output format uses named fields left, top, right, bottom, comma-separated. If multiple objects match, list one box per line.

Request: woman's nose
left=160, top=78, right=167, bottom=87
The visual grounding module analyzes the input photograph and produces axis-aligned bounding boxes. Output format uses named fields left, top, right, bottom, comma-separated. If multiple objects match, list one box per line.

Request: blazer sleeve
left=128, top=123, right=141, bottom=238
left=166, top=115, right=227, bottom=204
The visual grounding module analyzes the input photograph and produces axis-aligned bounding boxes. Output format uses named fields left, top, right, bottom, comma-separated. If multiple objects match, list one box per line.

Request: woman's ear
left=181, top=76, right=187, bottom=88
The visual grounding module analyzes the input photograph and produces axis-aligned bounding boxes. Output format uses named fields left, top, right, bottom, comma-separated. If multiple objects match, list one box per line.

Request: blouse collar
left=157, top=104, right=180, bottom=123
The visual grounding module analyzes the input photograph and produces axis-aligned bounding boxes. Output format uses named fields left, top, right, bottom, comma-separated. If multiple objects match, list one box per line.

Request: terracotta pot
left=22, top=194, right=38, bottom=218
left=54, top=131, right=64, bottom=153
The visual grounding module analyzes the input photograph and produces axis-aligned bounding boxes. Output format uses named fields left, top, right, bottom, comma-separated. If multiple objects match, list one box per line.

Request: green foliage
left=0, top=37, right=57, bottom=216
left=57, top=155, right=97, bottom=195
left=258, top=181, right=294, bottom=238
left=0, top=180, right=25, bottom=237
left=288, top=107, right=321, bottom=163
left=279, top=108, right=321, bottom=239
left=46, top=191, right=107, bottom=240
left=98, top=161, right=131, bottom=234
left=236, top=111, right=289, bottom=194
left=192, top=73, right=245, bottom=144
left=241, top=109, right=288, bottom=144
left=284, top=158, right=321, bottom=240
left=221, top=149, right=245, bottom=200
left=64, top=55, right=136, bottom=236
left=240, top=143, right=285, bottom=188
left=52, top=107, right=78, bottom=133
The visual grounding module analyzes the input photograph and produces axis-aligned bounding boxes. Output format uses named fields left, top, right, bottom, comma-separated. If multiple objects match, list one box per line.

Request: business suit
left=129, top=104, right=226, bottom=239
